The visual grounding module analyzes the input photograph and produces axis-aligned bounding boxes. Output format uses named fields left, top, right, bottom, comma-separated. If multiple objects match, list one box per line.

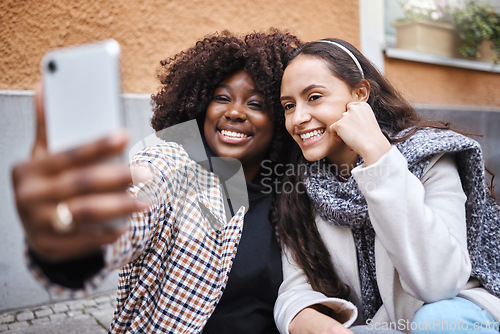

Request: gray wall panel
left=1, top=91, right=498, bottom=312
left=0, top=92, right=154, bottom=312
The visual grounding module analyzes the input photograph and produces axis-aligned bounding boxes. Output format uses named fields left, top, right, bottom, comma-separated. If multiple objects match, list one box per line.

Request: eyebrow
left=280, top=84, right=326, bottom=101
left=217, top=84, right=231, bottom=90
left=216, top=84, right=263, bottom=95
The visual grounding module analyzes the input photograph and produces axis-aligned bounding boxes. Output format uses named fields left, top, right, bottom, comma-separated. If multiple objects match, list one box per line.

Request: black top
left=30, top=158, right=283, bottom=334
left=202, top=181, right=282, bottom=334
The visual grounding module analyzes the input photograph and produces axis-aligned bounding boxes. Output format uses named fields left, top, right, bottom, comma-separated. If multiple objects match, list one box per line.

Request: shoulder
left=397, top=128, right=481, bottom=155
left=421, top=153, right=461, bottom=184
left=129, top=142, right=201, bottom=195
left=131, top=142, right=193, bottom=171
left=395, top=128, right=482, bottom=175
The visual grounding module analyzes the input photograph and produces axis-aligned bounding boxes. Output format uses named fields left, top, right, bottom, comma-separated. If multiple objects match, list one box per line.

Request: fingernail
left=131, top=166, right=153, bottom=185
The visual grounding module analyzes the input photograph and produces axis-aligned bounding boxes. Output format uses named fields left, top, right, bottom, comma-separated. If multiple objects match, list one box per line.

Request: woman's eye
left=248, top=101, right=264, bottom=110
left=282, top=103, right=295, bottom=112
left=309, top=94, right=321, bottom=102
left=214, top=95, right=230, bottom=102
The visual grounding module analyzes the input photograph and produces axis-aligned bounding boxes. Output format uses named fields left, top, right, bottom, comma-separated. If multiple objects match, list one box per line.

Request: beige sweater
left=274, top=146, right=500, bottom=334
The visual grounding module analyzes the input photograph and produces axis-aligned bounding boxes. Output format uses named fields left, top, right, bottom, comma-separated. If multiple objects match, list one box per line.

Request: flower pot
left=476, top=40, right=498, bottom=62
left=394, top=20, right=461, bottom=58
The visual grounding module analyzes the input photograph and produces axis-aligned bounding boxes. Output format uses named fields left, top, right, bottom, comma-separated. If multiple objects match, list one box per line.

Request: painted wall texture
left=1, top=0, right=360, bottom=94
left=2, top=1, right=499, bottom=106
left=384, top=58, right=500, bottom=107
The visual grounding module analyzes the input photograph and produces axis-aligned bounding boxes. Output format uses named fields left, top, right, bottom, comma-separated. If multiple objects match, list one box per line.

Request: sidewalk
left=0, top=292, right=116, bottom=333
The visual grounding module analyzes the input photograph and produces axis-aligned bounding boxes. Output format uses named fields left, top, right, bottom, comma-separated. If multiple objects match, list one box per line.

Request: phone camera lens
left=47, top=60, right=57, bottom=73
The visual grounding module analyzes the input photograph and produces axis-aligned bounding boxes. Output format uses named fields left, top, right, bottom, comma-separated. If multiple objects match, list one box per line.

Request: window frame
left=359, top=0, right=500, bottom=74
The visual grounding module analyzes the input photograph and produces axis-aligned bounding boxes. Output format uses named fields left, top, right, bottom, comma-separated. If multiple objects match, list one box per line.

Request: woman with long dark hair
left=274, top=38, right=500, bottom=333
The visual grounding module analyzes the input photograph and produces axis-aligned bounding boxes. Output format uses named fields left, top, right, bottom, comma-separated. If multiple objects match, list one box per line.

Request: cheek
left=203, top=119, right=212, bottom=138
left=285, top=120, right=297, bottom=142
left=319, top=105, right=344, bottom=126
left=255, top=111, right=273, bottom=129
left=262, top=119, right=275, bottom=141
left=257, top=115, right=275, bottom=145
left=284, top=116, right=292, bottom=134
left=204, top=106, right=218, bottom=132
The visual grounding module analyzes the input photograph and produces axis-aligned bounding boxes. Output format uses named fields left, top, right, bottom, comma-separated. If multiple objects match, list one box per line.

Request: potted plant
left=453, top=0, right=500, bottom=62
left=394, top=0, right=462, bottom=57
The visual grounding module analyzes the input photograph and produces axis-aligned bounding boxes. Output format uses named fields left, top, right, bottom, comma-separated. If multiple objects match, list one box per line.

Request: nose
left=224, top=104, right=247, bottom=122
left=291, top=104, right=311, bottom=127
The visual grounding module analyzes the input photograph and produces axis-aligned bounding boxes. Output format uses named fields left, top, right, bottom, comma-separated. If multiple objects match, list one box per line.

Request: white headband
left=317, top=40, right=365, bottom=79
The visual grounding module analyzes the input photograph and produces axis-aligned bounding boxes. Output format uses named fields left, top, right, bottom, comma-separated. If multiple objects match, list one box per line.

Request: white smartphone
left=42, top=39, right=123, bottom=153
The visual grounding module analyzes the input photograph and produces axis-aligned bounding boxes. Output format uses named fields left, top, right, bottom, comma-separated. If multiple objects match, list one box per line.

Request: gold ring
left=52, top=202, right=74, bottom=233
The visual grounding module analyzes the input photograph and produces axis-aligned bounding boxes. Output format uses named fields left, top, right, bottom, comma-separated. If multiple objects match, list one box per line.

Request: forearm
left=275, top=252, right=358, bottom=334
left=352, top=147, right=470, bottom=301
left=25, top=147, right=170, bottom=293
left=289, top=306, right=354, bottom=334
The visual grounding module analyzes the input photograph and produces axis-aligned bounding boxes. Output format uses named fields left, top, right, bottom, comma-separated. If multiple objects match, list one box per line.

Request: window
left=385, top=0, right=500, bottom=48
left=360, top=0, right=500, bottom=73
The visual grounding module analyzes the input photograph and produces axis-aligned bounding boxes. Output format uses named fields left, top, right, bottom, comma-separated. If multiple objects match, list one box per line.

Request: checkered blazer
left=29, top=142, right=246, bottom=333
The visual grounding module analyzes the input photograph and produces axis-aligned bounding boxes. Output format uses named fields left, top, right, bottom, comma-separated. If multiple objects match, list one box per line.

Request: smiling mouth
left=220, top=129, right=250, bottom=139
left=299, top=129, right=325, bottom=142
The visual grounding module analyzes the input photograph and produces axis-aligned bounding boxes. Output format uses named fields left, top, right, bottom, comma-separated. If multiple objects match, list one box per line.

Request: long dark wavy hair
left=275, top=38, right=452, bottom=299
left=151, top=29, right=301, bottom=170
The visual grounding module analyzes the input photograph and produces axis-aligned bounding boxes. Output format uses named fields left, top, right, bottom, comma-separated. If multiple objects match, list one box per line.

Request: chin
left=302, top=151, right=325, bottom=162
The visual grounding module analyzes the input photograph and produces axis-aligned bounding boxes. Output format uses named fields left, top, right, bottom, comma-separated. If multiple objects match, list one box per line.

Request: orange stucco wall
left=0, top=0, right=359, bottom=94
left=384, top=58, right=500, bottom=107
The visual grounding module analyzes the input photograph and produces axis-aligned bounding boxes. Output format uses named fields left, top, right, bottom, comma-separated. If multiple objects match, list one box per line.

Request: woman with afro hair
left=13, top=29, right=301, bottom=333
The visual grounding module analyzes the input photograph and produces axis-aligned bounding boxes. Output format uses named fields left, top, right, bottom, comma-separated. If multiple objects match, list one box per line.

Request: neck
left=326, top=150, right=358, bottom=177
left=244, top=164, right=262, bottom=184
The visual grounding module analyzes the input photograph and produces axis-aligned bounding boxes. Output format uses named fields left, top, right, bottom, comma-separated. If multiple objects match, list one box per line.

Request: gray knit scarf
left=304, top=128, right=500, bottom=321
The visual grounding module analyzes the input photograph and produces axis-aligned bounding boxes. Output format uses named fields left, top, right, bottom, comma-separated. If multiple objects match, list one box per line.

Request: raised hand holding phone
left=12, top=41, right=149, bottom=261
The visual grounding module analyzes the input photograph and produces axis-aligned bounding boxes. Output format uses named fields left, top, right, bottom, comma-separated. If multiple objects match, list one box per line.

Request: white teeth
left=299, top=129, right=324, bottom=141
left=221, top=130, right=249, bottom=139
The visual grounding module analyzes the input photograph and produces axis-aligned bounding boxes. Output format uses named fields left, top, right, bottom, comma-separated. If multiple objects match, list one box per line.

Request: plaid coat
left=29, top=142, right=246, bottom=333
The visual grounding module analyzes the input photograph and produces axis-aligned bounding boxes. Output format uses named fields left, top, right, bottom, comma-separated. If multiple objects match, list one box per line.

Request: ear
left=352, top=80, right=370, bottom=102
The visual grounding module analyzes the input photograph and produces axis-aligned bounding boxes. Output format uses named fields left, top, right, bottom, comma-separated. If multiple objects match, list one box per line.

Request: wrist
left=289, top=305, right=348, bottom=334
left=360, top=137, right=391, bottom=166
